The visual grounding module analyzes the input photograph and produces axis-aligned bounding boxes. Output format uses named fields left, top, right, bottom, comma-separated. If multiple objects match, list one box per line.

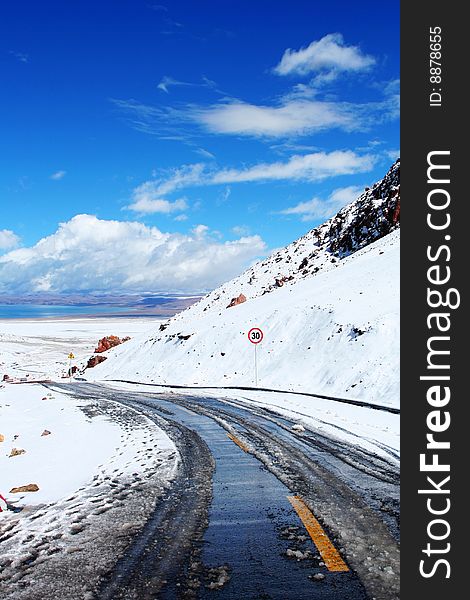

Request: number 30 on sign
left=248, top=327, right=264, bottom=344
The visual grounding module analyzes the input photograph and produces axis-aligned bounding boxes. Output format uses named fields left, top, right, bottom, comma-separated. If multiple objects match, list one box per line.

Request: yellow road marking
left=287, top=495, right=349, bottom=572
left=227, top=432, right=250, bottom=453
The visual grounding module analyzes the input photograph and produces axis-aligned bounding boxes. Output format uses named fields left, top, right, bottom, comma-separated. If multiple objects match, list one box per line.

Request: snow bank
left=0, top=382, right=179, bottom=599
left=0, top=383, right=176, bottom=508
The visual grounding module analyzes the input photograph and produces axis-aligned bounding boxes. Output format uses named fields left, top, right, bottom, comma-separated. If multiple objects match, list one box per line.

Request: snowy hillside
left=91, top=161, right=400, bottom=407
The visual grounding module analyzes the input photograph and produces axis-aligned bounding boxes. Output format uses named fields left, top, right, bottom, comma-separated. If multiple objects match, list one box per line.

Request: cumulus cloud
left=0, top=215, right=267, bottom=294
left=274, top=33, right=375, bottom=78
left=0, top=229, right=21, bottom=250
left=50, top=170, right=66, bottom=180
left=278, top=185, right=364, bottom=221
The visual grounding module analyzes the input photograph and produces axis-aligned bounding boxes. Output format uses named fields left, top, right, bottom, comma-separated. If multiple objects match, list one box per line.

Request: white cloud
left=50, top=170, right=66, bottom=180
left=192, top=224, right=209, bottom=237
left=195, top=99, right=359, bottom=137
left=195, top=147, right=216, bottom=159
left=0, top=229, right=21, bottom=250
left=9, top=51, right=29, bottom=63
left=385, top=149, right=400, bottom=161
left=128, top=151, right=373, bottom=208
left=157, top=76, right=192, bottom=93
left=142, top=163, right=206, bottom=199
left=278, top=185, right=364, bottom=221
left=274, top=33, right=375, bottom=78
left=112, top=82, right=397, bottom=140
left=126, top=164, right=206, bottom=213
left=211, top=151, right=374, bottom=184
left=217, top=186, right=231, bottom=204
left=0, top=215, right=267, bottom=294
left=232, top=225, right=250, bottom=236
left=157, top=75, right=222, bottom=94
left=127, top=186, right=188, bottom=214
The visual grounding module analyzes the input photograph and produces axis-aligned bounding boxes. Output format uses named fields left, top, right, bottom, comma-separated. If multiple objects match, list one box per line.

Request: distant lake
left=0, top=304, right=136, bottom=319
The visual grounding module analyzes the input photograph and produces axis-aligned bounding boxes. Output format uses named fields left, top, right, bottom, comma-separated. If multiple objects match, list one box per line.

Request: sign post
left=247, top=327, right=263, bottom=387
left=68, top=352, right=75, bottom=380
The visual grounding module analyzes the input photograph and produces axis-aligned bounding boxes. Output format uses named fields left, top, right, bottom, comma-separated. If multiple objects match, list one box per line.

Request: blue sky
left=0, top=0, right=399, bottom=294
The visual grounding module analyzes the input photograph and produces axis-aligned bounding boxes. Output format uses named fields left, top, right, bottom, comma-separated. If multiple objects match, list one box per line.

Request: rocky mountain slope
left=186, top=158, right=400, bottom=312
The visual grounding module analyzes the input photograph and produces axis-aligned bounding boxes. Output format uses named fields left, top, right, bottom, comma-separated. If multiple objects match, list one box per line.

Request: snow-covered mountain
left=91, top=161, right=400, bottom=407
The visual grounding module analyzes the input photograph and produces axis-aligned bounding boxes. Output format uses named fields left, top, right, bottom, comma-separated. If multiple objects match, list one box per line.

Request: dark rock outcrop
left=320, top=159, right=400, bottom=257
left=86, top=355, right=108, bottom=369
left=95, top=335, right=131, bottom=353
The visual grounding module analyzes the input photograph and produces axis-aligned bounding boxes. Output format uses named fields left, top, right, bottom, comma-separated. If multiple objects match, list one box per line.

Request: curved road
left=51, top=382, right=400, bottom=600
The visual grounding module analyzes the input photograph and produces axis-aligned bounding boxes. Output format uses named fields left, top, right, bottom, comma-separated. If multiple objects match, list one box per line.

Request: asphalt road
left=52, top=382, right=400, bottom=600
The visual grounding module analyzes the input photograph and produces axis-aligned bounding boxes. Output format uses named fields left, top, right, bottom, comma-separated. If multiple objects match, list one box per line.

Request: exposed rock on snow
left=10, top=483, right=39, bottom=493
left=86, top=355, right=108, bottom=369
left=95, top=335, right=131, bottom=354
left=226, top=293, right=246, bottom=308
left=9, top=447, right=26, bottom=457
left=0, top=316, right=158, bottom=381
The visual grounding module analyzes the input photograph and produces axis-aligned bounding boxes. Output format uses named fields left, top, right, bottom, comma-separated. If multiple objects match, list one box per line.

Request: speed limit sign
left=248, top=328, right=263, bottom=386
left=248, top=327, right=264, bottom=344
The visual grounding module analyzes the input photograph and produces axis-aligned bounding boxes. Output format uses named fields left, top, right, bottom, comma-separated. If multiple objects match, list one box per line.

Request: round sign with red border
left=248, top=327, right=264, bottom=344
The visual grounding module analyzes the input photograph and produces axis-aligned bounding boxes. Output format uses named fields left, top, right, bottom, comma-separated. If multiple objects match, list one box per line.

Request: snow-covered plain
left=0, top=316, right=158, bottom=380
left=0, top=316, right=177, bottom=517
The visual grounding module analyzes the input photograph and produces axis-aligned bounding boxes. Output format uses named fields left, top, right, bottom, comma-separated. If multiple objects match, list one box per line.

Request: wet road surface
left=51, top=382, right=399, bottom=600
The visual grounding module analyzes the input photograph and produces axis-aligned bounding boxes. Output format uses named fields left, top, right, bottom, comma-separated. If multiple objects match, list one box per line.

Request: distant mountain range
left=0, top=292, right=200, bottom=307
